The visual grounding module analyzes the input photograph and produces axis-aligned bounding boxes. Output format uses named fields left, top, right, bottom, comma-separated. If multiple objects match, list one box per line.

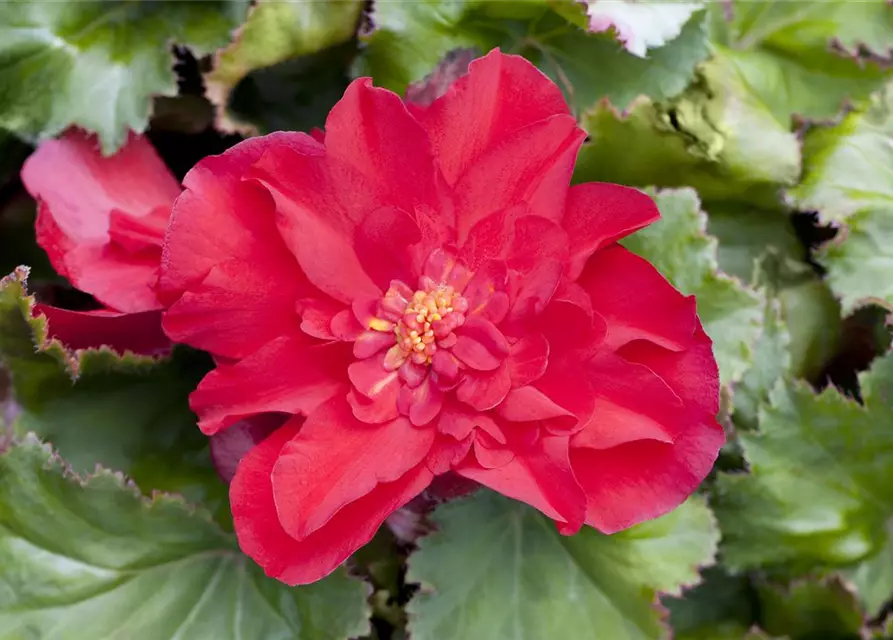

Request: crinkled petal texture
left=159, top=49, right=723, bottom=586
left=21, top=130, right=180, bottom=354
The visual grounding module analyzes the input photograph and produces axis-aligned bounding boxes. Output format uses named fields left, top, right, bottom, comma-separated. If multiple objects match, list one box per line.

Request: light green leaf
left=818, top=208, right=893, bottom=314
left=707, top=204, right=804, bottom=284
left=573, top=51, right=800, bottom=207
left=583, top=0, right=703, bottom=57
left=729, top=293, right=790, bottom=431
left=787, top=84, right=893, bottom=312
left=757, top=577, right=865, bottom=639
left=205, top=0, right=363, bottom=133
left=0, top=0, right=251, bottom=153
left=847, top=526, right=893, bottom=617
left=789, top=85, right=893, bottom=222
left=711, top=0, right=892, bottom=124
left=707, top=205, right=841, bottom=382
left=406, top=490, right=718, bottom=640
left=0, top=436, right=370, bottom=640
left=713, top=352, right=893, bottom=574
left=622, top=188, right=763, bottom=385
left=357, top=0, right=709, bottom=114
left=0, top=268, right=222, bottom=513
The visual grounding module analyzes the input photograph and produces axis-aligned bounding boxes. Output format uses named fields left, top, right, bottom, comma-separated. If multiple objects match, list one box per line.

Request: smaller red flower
left=20, top=130, right=178, bottom=354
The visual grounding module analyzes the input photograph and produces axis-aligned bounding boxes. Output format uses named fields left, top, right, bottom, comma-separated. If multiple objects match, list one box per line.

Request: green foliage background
left=1, top=1, right=893, bottom=638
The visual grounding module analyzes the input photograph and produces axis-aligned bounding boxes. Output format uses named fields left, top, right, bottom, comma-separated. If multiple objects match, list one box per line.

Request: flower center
left=387, top=282, right=468, bottom=365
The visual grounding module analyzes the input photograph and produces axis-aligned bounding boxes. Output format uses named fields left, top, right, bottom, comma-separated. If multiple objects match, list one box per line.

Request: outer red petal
left=35, top=304, right=169, bottom=356
left=579, top=245, right=696, bottom=352
left=163, top=258, right=302, bottom=360
left=231, top=420, right=433, bottom=585
left=455, top=435, right=586, bottom=532
left=570, top=351, right=723, bottom=533
left=570, top=422, right=723, bottom=534
left=562, top=183, right=660, bottom=279
left=325, top=77, right=441, bottom=219
left=56, top=242, right=163, bottom=313
left=189, top=334, right=348, bottom=435
left=453, top=116, right=584, bottom=240
left=619, top=324, right=720, bottom=416
left=354, top=207, right=423, bottom=290
left=574, top=353, right=687, bottom=450
left=271, top=397, right=436, bottom=540
left=248, top=135, right=381, bottom=303
left=158, top=134, right=312, bottom=359
left=416, top=49, right=571, bottom=186
left=22, top=130, right=178, bottom=312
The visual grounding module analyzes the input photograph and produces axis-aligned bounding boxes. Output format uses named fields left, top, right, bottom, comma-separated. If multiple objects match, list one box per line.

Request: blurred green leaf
left=710, top=0, right=892, bottom=124
left=664, top=567, right=758, bottom=640
left=227, top=42, right=356, bottom=136
left=758, top=577, right=865, bottom=640
left=205, top=0, right=363, bottom=133
left=0, top=436, right=371, bottom=640
left=358, top=0, right=709, bottom=114
left=574, top=52, right=800, bottom=206
left=708, top=205, right=841, bottom=382
left=622, top=188, right=764, bottom=385
left=788, top=84, right=893, bottom=313
left=0, top=268, right=223, bottom=516
left=713, top=353, right=893, bottom=577
left=0, top=0, right=250, bottom=153
left=406, top=491, right=718, bottom=640
left=789, top=85, right=893, bottom=222
left=847, top=531, right=893, bottom=617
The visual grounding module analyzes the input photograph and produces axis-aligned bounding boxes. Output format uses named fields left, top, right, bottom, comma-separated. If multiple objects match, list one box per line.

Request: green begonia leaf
left=0, top=0, right=251, bottom=153
left=709, top=0, right=892, bottom=124
left=622, top=189, right=763, bottom=385
left=0, top=268, right=222, bottom=513
left=357, top=0, right=709, bottom=114
left=0, top=436, right=371, bottom=640
left=573, top=51, right=800, bottom=207
left=707, top=205, right=841, bottom=381
left=406, top=490, right=718, bottom=640
left=788, top=84, right=893, bottom=313
left=757, top=577, right=865, bottom=639
left=664, top=567, right=758, bottom=640
left=205, top=0, right=363, bottom=133
left=581, top=0, right=703, bottom=57
left=713, top=353, right=893, bottom=584
left=847, top=532, right=893, bottom=617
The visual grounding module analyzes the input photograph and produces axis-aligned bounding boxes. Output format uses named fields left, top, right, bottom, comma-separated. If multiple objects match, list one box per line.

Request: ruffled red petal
left=570, top=420, right=723, bottom=534
left=456, top=434, right=586, bottom=532
left=35, top=304, right=169, bottom=356
left=158, top=134, right=312, bottom=358
left=579, top=245, right=696, bottom=351
left=231, top=420, right=433, bottom=585
left=271, top=396, right=435, bottom=539
left=417, top=49, right=571, bottom=186
left=190, top=334, right=349, bottom=435
left=562, top=183, right=660, bottom=279
left=22, top=130, right=178, bottom=313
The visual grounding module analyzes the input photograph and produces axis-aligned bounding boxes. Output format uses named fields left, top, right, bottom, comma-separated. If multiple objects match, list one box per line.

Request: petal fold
left=272, top=397, right=436, bottom=540
left=231, top=420, right=432, bottom=585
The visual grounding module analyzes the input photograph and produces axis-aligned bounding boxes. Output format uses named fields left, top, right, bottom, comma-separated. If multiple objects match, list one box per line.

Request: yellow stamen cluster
left=396, top=286, right=460, bottom=364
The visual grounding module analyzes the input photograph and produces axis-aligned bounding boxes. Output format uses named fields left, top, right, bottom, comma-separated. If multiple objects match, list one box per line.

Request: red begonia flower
left=20, top=130, right=179, bottom=354
left=159, top=49, right=723, bottom=585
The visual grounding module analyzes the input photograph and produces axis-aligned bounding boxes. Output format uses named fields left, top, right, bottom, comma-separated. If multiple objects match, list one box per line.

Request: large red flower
left=159, top=50, right=723, bottom=585
left=20, top=130, right=178, bottom=354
